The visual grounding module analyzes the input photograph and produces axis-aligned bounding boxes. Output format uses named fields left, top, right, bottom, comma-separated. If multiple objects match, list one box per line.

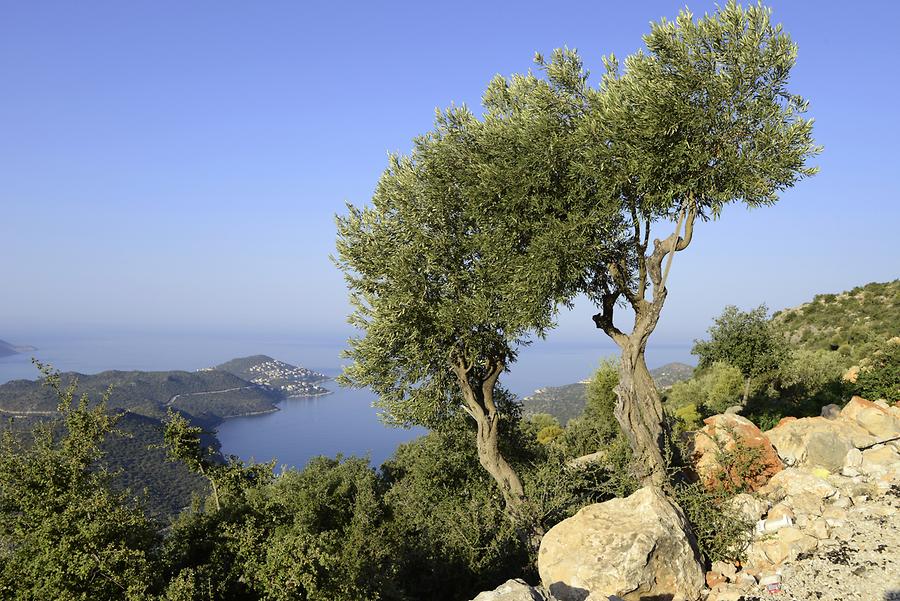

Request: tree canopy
left=692, top=305, right=786, bottom=404
left=335, top=55, right=619, bottom=507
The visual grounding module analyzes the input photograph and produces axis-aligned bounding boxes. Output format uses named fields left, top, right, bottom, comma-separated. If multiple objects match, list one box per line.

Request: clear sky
left=2, top=1, right=898, bottom=348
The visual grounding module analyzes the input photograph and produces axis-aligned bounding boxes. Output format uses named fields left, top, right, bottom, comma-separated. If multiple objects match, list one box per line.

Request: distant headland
left=0, top=339, right=37, bottom=358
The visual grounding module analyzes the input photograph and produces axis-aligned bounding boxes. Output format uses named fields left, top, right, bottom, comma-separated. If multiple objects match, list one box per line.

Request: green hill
left=0, top=360, right=294, bottom=521
left=771, top=279, right=900, bottom=364
left=0, top=368, right=281, bottom=423
left=521, top=362, right=694, bottom=424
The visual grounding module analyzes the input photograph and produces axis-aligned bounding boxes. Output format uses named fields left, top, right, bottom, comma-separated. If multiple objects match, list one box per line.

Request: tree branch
left=592, top=291, right=628, bottom=347
left=629, top=200, right=649, bottom=301
left=451, top=359, right=485, bottom=420
left=646, top=198, right=697, bottom=299
left=481, top=359, right=504, bottom=417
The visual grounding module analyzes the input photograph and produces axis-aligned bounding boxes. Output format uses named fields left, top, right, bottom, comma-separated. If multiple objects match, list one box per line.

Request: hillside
left=771, top=279, right=900, bottom=364
left=0, top=359, right=301, bottom=521
left=0, top=338, right=36, bottom=358
left=0, top=355, right=333, bottom=520
left=0, top=368, right=282, bottom=423
left=0, top=410, right=212, bottom=520
left=215, top=355, right=330, bottom=397
left=521, top=362, right=695, bottom=424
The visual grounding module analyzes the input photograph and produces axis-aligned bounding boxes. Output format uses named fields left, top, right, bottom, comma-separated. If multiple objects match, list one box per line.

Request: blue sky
left=2, top=1, right=898, bottom=348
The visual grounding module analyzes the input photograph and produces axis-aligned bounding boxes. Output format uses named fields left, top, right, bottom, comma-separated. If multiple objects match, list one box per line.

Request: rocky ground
left=776, top=484, right=900, bottom=601
left=703, top=397, right=900, bottom=601
left=470, top=396, right=900, bottom=601
left=706, top=479, right=900, bottom=601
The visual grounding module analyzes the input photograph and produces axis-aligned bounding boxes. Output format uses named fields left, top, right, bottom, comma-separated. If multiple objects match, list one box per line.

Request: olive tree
left=575, top=2, right=820, bottom=485
left=335, top=62, right=609, bottom=510
left=693, top=305, right=786, bottom=405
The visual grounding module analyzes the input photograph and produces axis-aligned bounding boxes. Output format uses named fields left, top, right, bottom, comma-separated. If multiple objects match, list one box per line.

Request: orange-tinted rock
left=691, top=414, right=783, bottom=492
left=841, top=396, right=900, bottom=438
left=706, top=570, right=727, bottom=588
left=774, top=417, right=798, bottom=429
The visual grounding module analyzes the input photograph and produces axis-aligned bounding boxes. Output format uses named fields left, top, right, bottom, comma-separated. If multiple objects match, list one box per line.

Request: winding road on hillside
left=165, top=385, right=258, bottom=407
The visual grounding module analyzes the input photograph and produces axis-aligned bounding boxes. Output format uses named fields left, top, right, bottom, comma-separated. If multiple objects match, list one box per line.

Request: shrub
left=0, top=366, right=161, bottom=601
left=673, top=402, right=703, bottom=432
left=666, top=362, right=744, bottom=416
left=381, top=419, right=529, bottom=601
left=559, top=359, right=621, bottom=457
left=854, top=338, right=900, bottom=401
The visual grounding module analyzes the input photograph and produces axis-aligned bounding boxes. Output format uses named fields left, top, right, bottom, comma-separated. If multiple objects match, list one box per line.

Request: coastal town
left=238, top=357, right=330, bottom=398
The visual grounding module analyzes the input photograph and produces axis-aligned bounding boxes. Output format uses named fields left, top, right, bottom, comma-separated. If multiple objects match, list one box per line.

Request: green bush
left=382, top=419, right=529, bottom=601
left=666, top=362, right=744, bottom=416
left=559, top=359, right=622, bottom=457
left=854, top=338, right=900, bottom=401
left=0, top=368, right=161, bottom=601
left=674, top=482, right=753, bottom=565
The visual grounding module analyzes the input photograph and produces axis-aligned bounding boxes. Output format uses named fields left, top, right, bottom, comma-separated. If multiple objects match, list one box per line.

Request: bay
left=215, top=387, right=425, bottom=470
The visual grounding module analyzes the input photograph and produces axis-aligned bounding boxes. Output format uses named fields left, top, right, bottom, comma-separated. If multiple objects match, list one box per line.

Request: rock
left=758, top=467, right=837, bottom=502
left=729, top=493, right=768, bottom=523
left=690, top=413, right=783, bottom=491
left=706, top=582, right=751, bottom=601
left=840, top=396, right=900, bottom=439
left=706, top=570, right=727, bottom=588
left=790, top=492, right=825, bottom=516
left=710, top=561, right=737, bottom=581
left=861, top=445, right=900, bottom=474
left=757, top=527, right=818, bottom=565
left=820, top=403, right=842, bottom=419
left=538, top=486, right=703, bottom=601
left=767, top=502, right=795, bottom=522
left=567, top=450, right=607, bottom=469
left=805, top=517, right=830, bottom=540
left=764, top=416, right=876, bottom=471
left=822, top=505, right=848, bottom=526
left=774, top=416, right=797, bottom=428
left=470, top=579, right=545, bottom=601
left=844, top=447, right=863, bottom=468
left=842, top=365, right=860, bottom=383
left=830, top=494, right=852, bottom=509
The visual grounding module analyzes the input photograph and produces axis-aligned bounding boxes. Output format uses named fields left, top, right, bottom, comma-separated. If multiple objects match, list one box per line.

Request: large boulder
left=840, top=396, right=900, bottom=439
left=470, top=579, right=545, bottom=601
left=764, top=415, right=876, bottom=471
left=690, top=413, right=783, bottom=491
left=538, top=487, right=703, bottom=601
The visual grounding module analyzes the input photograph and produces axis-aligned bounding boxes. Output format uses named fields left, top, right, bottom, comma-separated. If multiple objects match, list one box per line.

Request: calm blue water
left=216, top=387, right=425, bottom=470
left=0, top=331, right=692, bottom=469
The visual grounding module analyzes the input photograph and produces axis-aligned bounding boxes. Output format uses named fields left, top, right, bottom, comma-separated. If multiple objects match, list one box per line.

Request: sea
left=0, top=330, right=692, bottom=470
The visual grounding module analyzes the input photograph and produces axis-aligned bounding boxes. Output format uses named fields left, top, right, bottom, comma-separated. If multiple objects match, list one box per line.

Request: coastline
left=215, top=388, right=335, bottom=424
left=219, top=407, right=280, bottom=421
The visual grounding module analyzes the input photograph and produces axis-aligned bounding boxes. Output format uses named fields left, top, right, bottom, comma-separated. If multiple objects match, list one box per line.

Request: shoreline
left=284, top=389, right=334, bottom=400
left=214, top=389, right=336, bottom=424
left=218, top=407, right=280, bottom=421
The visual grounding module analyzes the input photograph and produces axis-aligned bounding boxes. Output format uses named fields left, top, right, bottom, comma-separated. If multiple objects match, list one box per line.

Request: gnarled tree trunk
left=616, top=338, right=667, bottom=487
left=593, top=201, right=697, bottom=488
left=453, top=358, right=525, bottom=509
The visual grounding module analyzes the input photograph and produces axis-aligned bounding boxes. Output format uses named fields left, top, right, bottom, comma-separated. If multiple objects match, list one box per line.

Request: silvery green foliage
left=335, top=55, right=607, bottom=429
